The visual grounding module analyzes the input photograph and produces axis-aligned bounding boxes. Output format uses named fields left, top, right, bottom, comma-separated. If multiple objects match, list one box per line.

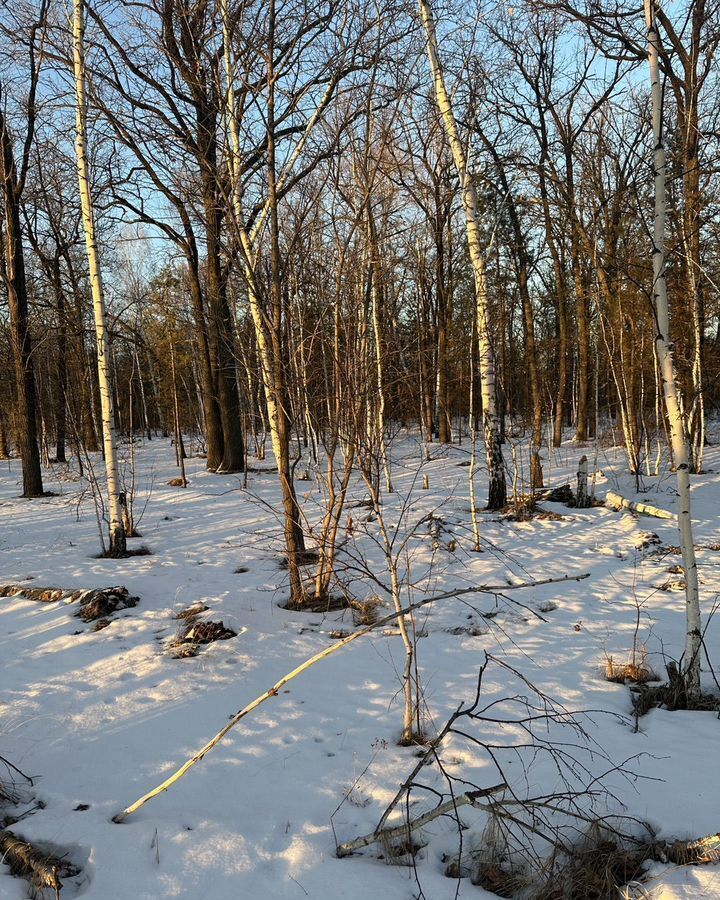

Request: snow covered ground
left=1, top=432, right=719, bottom=899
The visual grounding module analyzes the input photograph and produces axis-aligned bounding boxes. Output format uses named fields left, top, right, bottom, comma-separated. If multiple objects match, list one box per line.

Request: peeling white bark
left=645, top=0, right=701, bottom=696
left=418, top=0, right=506, bottom=509
left=72, top=0, right=125, bottom=556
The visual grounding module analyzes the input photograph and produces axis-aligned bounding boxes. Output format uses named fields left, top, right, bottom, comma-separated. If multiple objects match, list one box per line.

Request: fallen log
left=0, top=585, right=139, bottom=621
left=0, top=829, right=79, bottom=897
left=605, top=491, right=676, bottom=520
left=336, top=785, right=507, bottom=858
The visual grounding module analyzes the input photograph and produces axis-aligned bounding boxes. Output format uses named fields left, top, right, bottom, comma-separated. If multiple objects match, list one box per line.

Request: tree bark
left=73, top=0, right=126, bottom=555
left=0, top=117, right=44, bottom=497
left=645, top=0, right=701, bottom=697
left=418, top=0, right=506, bottom=509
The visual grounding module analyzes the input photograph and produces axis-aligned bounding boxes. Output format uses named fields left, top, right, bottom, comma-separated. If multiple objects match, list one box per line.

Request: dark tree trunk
left=0, top=120, right=44, bottom=497
left=196, top=100, right=244, bottom=473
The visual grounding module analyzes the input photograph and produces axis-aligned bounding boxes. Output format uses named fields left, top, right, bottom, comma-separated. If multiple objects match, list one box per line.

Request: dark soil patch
left=398, top=731, right=430, bottom=748
left=96, top=545, right=152, bottom=559
left=347, top=497, right=374, bottom=508
left=631, top=682, right=719, bottom=716
left=630, top=662, right=719, bottom=715
left=540, top=483, right=575, bottom=504
left=446, top=625, right=488, bottom=637
left=282, top=593, right=349, bottom=613
left=501, top=496, right=564, bottom=522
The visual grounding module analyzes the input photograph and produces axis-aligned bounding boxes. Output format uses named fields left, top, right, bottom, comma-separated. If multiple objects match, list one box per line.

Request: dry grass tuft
left=173, top=603, right=209, bottom=622
left=472, top=862, right=523, bottom=897
left=350, top=595, right=381, bottom=625
left=378, top=835, right=424, bottom=866
left=282, top=592, right=348, bottom=613
left=605, top=653, right=658, bottom=685
left=534, top=833, right=655, bottom=900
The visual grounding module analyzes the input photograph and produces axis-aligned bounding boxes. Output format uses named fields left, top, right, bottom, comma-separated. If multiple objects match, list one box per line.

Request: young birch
left=418, top=0, right=506, bottom=510
left=72, top=0, right=125, bottom=555
left=645, top=0, right=701, bottom=697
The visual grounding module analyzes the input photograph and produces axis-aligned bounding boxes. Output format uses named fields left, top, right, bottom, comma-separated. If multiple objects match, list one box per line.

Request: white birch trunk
left=72, top=0, right=125, bottom=556
left=418, top=0, right=506, bottom=509
left=645, top=0, right=701, bottom=697
left=367, top=216, right=393, bottom=494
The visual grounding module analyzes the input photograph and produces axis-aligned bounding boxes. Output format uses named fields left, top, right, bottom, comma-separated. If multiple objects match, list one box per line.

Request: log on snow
left=605, top=491, right=676, bottom=520
left=336, top=784, right=507, bottom=858
left=0, top=585, right=139, bottom=621
left=0, top=828, right=79, bottom=896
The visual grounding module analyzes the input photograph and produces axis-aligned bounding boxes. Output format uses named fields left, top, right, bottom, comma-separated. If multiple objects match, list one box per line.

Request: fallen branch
left=665, top=832, right=720, bottom=864
left=335, top=785, right=507, bottom=858
left=605, top=492, right=676, bottom=520
left=112, top=572, right=589, bottom=823
left=0, top=584, right=139, bottom=621
left=0, top=829, right=79, bottom=897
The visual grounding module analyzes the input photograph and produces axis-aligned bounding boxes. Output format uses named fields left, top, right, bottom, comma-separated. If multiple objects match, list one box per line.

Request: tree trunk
left=73, top=0, right=125, bottom=556
left=645, top=0, right=701, bottom=698
left=419, top=0, right=506, bottom=509
left=0, top=119, right=44, bottom=498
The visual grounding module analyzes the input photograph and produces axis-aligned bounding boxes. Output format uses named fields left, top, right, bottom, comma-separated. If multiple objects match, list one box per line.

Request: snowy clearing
left=1, top=435, right=719, bottom=899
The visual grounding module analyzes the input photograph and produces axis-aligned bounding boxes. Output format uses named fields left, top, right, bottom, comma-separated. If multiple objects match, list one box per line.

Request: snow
left=0, top=434, right=718, bottom=899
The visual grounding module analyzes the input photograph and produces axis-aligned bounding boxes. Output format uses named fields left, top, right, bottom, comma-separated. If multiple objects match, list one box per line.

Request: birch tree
left=418, top=0, right=506, bottom=509
left=645, top=0, right=702, bottom=697
left=72, top=0, right=126, bottom=556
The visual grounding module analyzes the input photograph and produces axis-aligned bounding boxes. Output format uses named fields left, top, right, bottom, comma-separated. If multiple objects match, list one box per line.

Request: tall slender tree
left=72, top=0, right=125, bottom=555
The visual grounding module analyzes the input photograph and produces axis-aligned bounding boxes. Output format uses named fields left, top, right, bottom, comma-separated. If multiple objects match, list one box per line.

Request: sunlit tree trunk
left=645, top=0, right=701, bottom=697
left=72, top=0, right=125, bottom=556
left=419, top=0, right=506, bottom=509
left=222, top=0, right=305, bottom=605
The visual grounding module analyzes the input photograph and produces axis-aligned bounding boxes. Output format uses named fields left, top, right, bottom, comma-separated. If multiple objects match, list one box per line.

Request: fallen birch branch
left=335, top=785, right=507, bottom=858
left=0, top=829, right=79, bottom=897
left=605, top=491, right=676, bottom=520
left=665, top=832, right=720, bottom=864
left=112, top=572, right=589, bottom=823
left=336, top=802, right=720, bottom=867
